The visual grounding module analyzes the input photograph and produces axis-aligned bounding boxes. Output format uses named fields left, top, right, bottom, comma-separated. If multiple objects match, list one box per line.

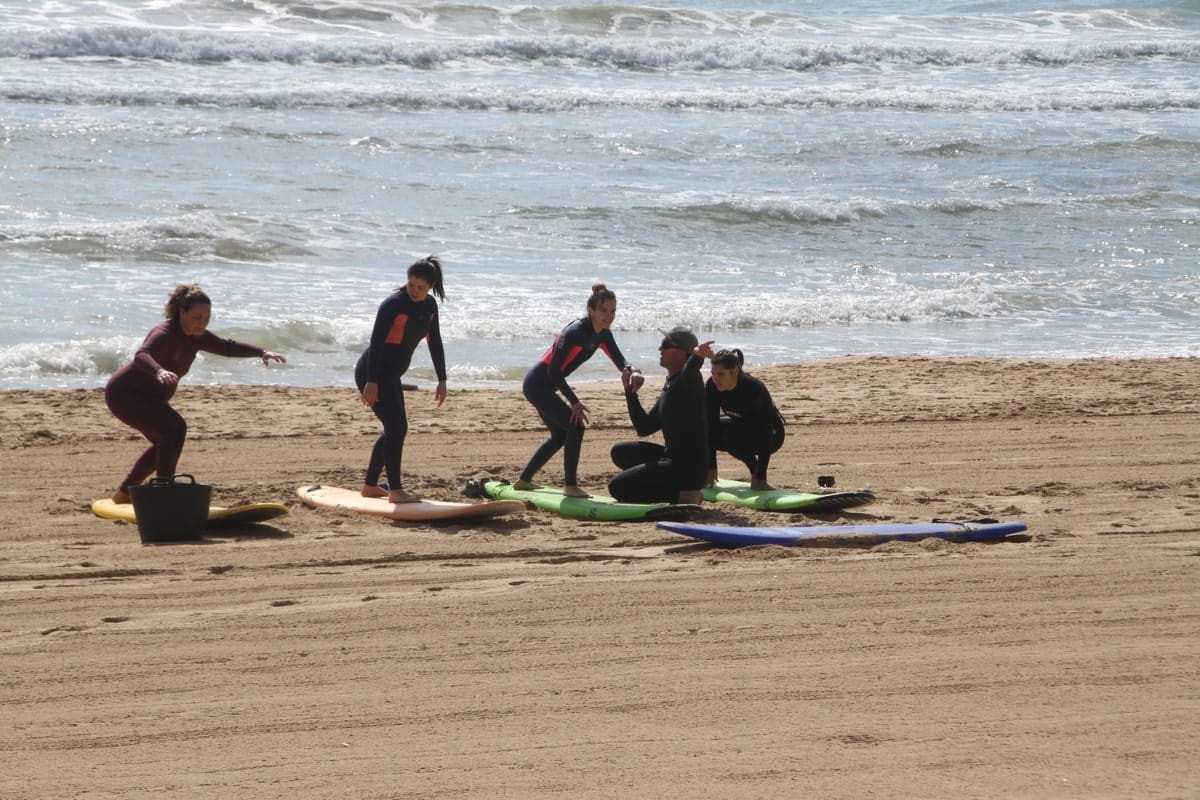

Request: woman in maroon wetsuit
left=104, top=285, right=286, bottom=503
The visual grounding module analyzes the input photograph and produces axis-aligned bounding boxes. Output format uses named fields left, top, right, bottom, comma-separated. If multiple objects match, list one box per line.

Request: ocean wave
left=639, top=193, right=1155, bottom=228
left=0, top=338, right=132, bottom=382
left=0, top=213, right=315, bottom=264
left=217, top=320, right=358, bottom=354
left=650, top=196, right=887, bottom=225
left=5, top=83, right=1197, bottom=113
left=449, top=281, right=1008, bottom=345
left=2, top=28, right=1197, bottom=70
left=4, top=1, right=1195, bottom=39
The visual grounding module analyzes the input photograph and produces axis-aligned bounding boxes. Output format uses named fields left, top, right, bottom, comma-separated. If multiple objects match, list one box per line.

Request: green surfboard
left=701, top=479, right=875, bottom=512
left=482, top=480, right=701, bottom=522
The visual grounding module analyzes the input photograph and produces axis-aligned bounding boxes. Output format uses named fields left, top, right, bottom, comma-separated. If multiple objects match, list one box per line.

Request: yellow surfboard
left=92, top=499, right=290, bottom=525
left=296, top=484, right=524, bottom=522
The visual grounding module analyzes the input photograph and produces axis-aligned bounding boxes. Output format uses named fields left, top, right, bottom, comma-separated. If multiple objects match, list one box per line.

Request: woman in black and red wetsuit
left=104, top=285, right=286, bottom=504
left=355, top=256, right=448, bottom=504
left=516, top=282, right=635, bottom=498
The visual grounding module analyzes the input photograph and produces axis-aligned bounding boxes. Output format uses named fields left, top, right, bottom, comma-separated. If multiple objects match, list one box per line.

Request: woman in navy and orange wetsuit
left=355, top=256, right=448, bottom=504
left=516, top=283, right=636, bottom=498
left=104, top=284, right=286, bottom=504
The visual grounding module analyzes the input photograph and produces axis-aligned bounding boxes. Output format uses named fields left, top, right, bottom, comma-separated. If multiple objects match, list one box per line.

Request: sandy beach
left=2, top=356, right=1198, bottom=799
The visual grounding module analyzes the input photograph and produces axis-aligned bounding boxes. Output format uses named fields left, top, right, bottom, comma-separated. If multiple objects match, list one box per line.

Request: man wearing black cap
left=608, top=326, right=710, bottom=504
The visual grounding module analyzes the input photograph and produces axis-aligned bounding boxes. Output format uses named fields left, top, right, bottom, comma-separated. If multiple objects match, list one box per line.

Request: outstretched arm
left=622, top=367, right=659, bottom=437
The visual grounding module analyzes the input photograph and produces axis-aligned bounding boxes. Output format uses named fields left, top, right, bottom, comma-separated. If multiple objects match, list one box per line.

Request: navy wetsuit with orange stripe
left=105, top=319, right=265, bottom=494
left=519, top=317, right=630, bottom=486
left=354, top=288, right=446, bottom=491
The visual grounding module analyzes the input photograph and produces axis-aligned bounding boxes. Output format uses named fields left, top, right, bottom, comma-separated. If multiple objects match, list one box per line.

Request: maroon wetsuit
left=105, top=319, right=265, bottom=493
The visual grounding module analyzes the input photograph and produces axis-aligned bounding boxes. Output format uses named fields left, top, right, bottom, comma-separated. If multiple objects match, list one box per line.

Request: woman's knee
left=385, top=419, right=408, bottom=442
left=375, top=403, right=409, bottom=439
left=610, top=441, right=639, bottom=469
left=141, top=408, right=186, bottom=444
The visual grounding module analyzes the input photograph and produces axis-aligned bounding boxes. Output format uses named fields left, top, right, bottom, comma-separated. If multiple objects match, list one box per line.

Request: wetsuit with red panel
left=105, top=318, right=266, bottom=494
left=519, top=317, right=631, bottom=486
left=354, top=288, right=446, bottom=491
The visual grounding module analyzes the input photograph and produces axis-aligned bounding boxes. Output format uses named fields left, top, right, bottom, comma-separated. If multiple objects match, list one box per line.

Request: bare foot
left=361, top=484, right=388, bottom=499
left=562, top=485, right=590, bottom=498
left=389, top=489, right=421, bottom=504
left=750, top=479, right=774, bottom=491
left=111, top=489, right=132, bottom=504
left=513, top=479, right=541, bottom=491
left=677, top=489, right=703, bottom=505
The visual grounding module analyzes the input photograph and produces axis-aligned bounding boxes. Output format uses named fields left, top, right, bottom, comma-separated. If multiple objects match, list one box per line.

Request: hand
left=156, top=369, right=180, bottom=386
left=434, top=380, right=447, bottom=407
left=569, top=401, right=590, bottom=427
left=695, top=340, right=716, bottom=359
left=622, top=366, right=644, bottom=393
left=360, top=381, right=379, bottom=407
left=261, top=351, right=287, bottom=366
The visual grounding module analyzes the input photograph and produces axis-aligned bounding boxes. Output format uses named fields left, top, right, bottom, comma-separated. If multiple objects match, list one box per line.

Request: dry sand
left=2, top=356, right=1198, bottom=799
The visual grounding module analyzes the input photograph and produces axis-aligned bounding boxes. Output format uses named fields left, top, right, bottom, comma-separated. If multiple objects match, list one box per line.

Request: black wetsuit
left=520, top=317, right=630, bottom=486
left=706, top=372, right=785, bottom=481
left=105, top=319, right=265, bottom=493
left=354, top=289, right=446, bottom=490
left=608, top=353, right=708, bottom=503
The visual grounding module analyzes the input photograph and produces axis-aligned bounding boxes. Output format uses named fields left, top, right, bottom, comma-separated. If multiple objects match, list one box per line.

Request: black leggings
left=519, top=369, right=585, bottom=486
left=713, top=418, right=784, bottom=480
left=608, top=441, right=687, bottom=504
left=356, top=359, right=409, bottom=490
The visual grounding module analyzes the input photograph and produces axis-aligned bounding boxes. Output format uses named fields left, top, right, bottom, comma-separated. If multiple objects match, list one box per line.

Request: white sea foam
left=3, top=28, right=1196, bottom=68
left=5, top=81, right=1196, bottom=113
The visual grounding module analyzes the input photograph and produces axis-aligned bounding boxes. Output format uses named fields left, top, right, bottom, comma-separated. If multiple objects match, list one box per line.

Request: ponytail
left=406, top=255, right=446, bottom=301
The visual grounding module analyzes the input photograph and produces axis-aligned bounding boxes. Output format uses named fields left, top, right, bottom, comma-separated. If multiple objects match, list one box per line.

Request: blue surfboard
left=656, top=520, right=1027, bottom=547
